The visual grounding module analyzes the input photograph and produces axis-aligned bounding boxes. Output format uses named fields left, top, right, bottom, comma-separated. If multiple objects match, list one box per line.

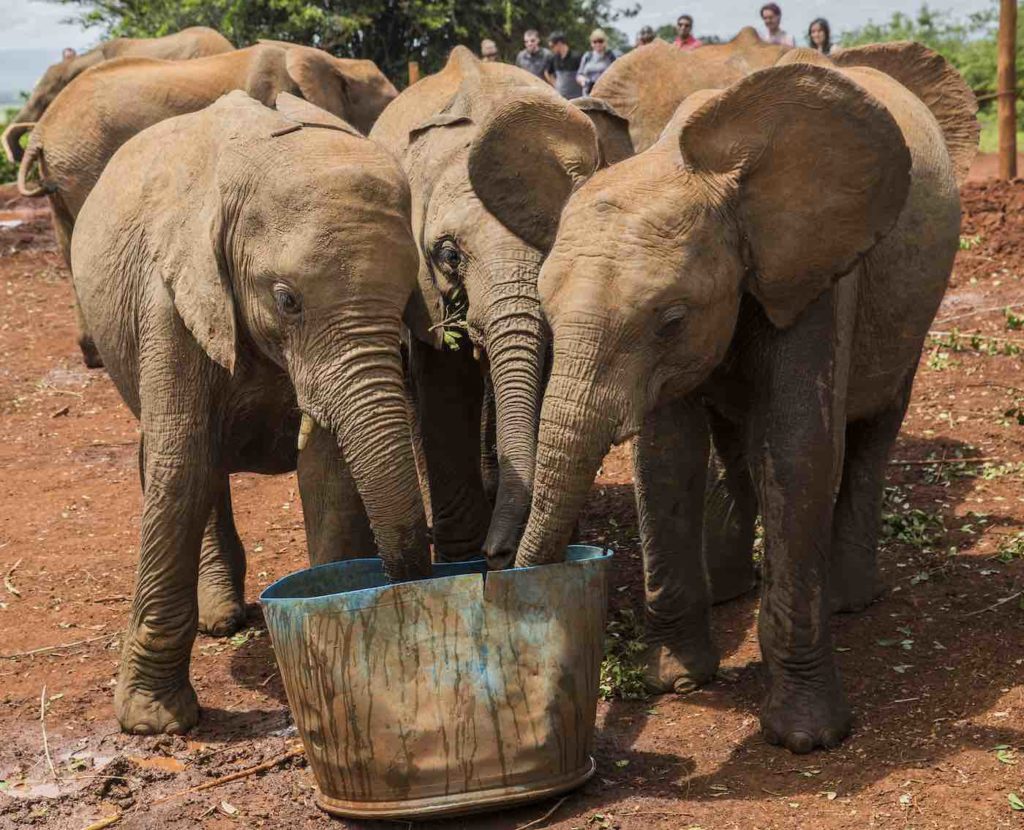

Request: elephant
left=70, top=90, right=430, bottom=734
left=368, top=47, right=628, bottom=567
left=591, top=27, right=790, bottom=152
left=515, top=50, right=978, bottom=754
left=17, top=42, right=398, bottom=368
left=2, top=27, right=233, bottom=163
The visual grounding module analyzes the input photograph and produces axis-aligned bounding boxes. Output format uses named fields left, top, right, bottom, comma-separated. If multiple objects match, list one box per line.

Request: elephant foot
left=830, top=575, right=885, bottom=614
left=115, top=677, right=199, bottom=735
left=79, top=335, right=104, bottom=369
left=197, top=587, right=246, bottom=637
left=760, top=674, right=851, bottom=754
left=643, top=640, right=720, bottom=694
left=709, top=561, right=759, bottom=605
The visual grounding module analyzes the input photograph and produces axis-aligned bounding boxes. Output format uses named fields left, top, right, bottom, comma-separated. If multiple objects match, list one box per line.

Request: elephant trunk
left=304, top=323, right=431, bottom=582
left=515, top=339, right=619, bottom=568
left=2, top=120, right=33, bottom=165
left=480, top=263, right=548, bottom=569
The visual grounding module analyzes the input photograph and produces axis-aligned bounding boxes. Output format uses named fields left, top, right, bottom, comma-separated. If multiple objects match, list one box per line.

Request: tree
left=48, top=0, right=638, bottom=85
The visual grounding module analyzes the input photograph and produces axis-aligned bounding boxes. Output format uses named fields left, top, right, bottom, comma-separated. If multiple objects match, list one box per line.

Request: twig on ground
left=79, top=814, right=122, bottom=830
left=259, top=672, right=277, bottom=687
left=513, top=795, right=570, bottom=830
left=91, top=595, right=129, bottom=604
left=4, top=558, right=23, bottom=597
left=151, top=747, right=305, bottom=805
left=40, top=685, right=58, bottom=781
left=888, top=456, right=1000, bottom=467
left=936, top=303, right=1024, bottom=324
left=0, top=633, right=116, bottom=660
left=961, top=590, right=1023, bottom=618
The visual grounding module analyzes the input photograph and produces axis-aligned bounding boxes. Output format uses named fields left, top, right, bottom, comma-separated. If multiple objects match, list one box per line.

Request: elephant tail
left=2, top=120, right=34, bottom=165
left=16, top=139, right=52, bottom=199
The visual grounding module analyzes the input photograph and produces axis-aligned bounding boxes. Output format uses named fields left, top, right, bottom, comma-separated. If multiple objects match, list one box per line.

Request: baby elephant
left=71, top=91, right=430, bottom=734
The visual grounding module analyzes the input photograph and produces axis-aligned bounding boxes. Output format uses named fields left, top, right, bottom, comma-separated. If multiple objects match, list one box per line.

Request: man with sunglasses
left=673, top=14, right=703, bottom=50
left=576, top=28, right=617, bottom=95
left=515, top=29, right=552, bottom=79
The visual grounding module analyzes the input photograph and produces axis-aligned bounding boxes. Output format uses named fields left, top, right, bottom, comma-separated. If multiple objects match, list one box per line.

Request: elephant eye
left=656, top=307, right=687, bottom=340
left=434, top=239, right=462, bottom=274
left=273, top=283, right=302, bottom=317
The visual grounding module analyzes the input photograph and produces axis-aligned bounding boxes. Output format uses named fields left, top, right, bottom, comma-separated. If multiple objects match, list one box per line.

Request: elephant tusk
left=297, top=413, right=315, bottom=451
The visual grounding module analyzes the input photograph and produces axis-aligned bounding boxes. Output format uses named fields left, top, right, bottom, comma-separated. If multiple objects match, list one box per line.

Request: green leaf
left=614, top=759, right=630, bottom=768
left=1009, top=792, right=1024, bottom=811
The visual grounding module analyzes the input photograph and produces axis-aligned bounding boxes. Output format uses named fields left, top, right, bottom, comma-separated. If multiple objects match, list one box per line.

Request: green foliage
left=880, top=486, right=946, bottom=549
left=599, top=608, right=648, bottom=700
left=48, top=0, right=638, bottom=84
left=0, top=108, right=20, bottom=185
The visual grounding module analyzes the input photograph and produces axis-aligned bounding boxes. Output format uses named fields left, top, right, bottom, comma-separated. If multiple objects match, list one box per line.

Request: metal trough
left=260, top=546, right=611, bottom=820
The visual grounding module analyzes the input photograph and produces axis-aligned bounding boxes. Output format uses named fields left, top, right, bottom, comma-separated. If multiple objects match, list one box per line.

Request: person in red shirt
left=673, top=14, right=703, bottom=50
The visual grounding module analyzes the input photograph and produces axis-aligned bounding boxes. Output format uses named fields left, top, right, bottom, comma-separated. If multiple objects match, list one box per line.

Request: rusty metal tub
left=259, top=546, right=611, bottom=819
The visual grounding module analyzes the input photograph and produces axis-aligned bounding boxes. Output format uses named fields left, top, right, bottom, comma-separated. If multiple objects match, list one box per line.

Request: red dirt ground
left=1, top=170, right=1023, bottom=830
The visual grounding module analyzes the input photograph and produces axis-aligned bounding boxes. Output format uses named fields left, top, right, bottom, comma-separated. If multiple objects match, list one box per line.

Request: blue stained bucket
left=260, top=546, right=612, bottom=819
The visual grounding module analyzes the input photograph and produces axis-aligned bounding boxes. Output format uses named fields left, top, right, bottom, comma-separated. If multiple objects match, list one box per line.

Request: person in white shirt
left=760, top=3, right=796, bottom=47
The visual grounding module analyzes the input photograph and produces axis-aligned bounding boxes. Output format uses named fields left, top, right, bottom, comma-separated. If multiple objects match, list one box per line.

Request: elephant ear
left=833, top=41, right=979, bottom=185
left=572, top=97, right=634, bottom=167
left=680, top=63, right=911, bottom=328
left=468, top=93, right=599, bottom=252
left=157, top=167, right=236, bottom=372
left=285, top=46, right=349, bottom=120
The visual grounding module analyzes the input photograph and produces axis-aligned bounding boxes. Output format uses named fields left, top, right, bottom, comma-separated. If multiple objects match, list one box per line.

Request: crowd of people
left=481, top=3, right=835, bottom=97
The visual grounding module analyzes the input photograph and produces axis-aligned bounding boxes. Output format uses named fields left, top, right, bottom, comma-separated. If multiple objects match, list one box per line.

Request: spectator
left=62, top=47, right=77, bottom=61
left=544, top=31, right=583, bottom=99
left=637, top=25, right=656, bottom=46
left=760, top=3, right=795, bottom=46
left=577, top=29, right=617, bottom=95
left=480, top=39, right=500, bottom=62
left=673, top=15, right=703, bottom=50
left=516, top=29, right=551, bottom=79
left=808, top=18, right=832, bottom=54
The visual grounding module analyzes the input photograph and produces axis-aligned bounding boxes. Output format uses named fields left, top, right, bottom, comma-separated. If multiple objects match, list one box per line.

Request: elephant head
left=373, top=47, right=602, bottom=567
left=515, top=64, right=912, bottom=567
left=3, top=50, right=105, bottom=162
left=282, top=46, right=398, bottom=135
left=139, top=91, right=428, bottom=577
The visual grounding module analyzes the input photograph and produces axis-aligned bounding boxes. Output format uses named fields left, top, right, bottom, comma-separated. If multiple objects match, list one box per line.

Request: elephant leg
left=704, top=408, right=758, bottom=604
left=409, top=337, right=491, bottom=562
left=634, top=394, right=719, bottom=694
left=297, top=423, right=376, bottom=567
left=830, top=371, right=914, bottom=613
left=480, top=374, right=500, bottom=507
left=748, top=289, right=850, bottom=754
left=117, top=379, right=217, bottom=734
left=196, top=481, right=247, bottom=637
left=51, top=196, right=102, bottom=369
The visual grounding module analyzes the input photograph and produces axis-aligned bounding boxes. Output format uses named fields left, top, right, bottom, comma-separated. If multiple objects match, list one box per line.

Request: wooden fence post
left=998, top=0, right=1017, bottom=180
left=408, top=61, right=421, bottom=86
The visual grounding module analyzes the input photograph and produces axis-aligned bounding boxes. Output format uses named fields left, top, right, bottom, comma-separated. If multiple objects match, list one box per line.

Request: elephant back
left=833, top=42, right=979, bottom=186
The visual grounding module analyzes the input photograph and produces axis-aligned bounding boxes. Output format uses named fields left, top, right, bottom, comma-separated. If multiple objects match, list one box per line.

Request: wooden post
left=408, top=61, right=420, bottom=86
left=998, top=0, right=1017, bottom=180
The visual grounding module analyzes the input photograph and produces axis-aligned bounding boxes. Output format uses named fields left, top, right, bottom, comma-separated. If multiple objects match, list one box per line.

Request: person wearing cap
left=480, top=38, right=500, bottom=62
left=515, top=29, right=552, bottom=79
left=576, top=29, right=617, bottom=95
left=760, top=3, right=796, bottom=46
left=544, top=31, right=583, bottom=99
left=673, top=15, right=702, bottom=50
left=637, top=25, right=656, bottom=46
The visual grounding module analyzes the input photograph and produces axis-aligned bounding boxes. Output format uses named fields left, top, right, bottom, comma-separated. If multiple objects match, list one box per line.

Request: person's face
left=591, top=35, right=606, bottom=53
left=810, top=23, right=826, bottom=46
left=761, top=9, right=781, bottom=32
left=677, top=18, right=692, bottom=38
left=524, top=33, right=540, bottom=53
left=550, top=40, right=568, bottom=56
left=482, top=50, right=498, bottom=61
left=640, top=32, right=654, bottom=44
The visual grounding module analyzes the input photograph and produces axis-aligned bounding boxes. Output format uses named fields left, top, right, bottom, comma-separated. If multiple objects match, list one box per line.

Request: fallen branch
left=961, top=590, right=1023, bottom=618
left=4, top=558, right=22, bottom=597
left=40, top=686, right=58, bottom=781
left=151, top=747, right=304, bottom=805
left=91, top=595, right=129, bottom=604
left=0, top=633, right=115, bottom=660
left=79, top=814, right=122, bottom=830
left=888, top=456, right=1000, bottom=467
left=514, top=795, right=570, bottom=830
left=936, top=303, right=1024, bottom=324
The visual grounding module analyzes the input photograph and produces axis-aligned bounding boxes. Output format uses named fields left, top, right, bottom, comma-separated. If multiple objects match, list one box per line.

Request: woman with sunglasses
left=576, top=29, right=617, bottom=95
